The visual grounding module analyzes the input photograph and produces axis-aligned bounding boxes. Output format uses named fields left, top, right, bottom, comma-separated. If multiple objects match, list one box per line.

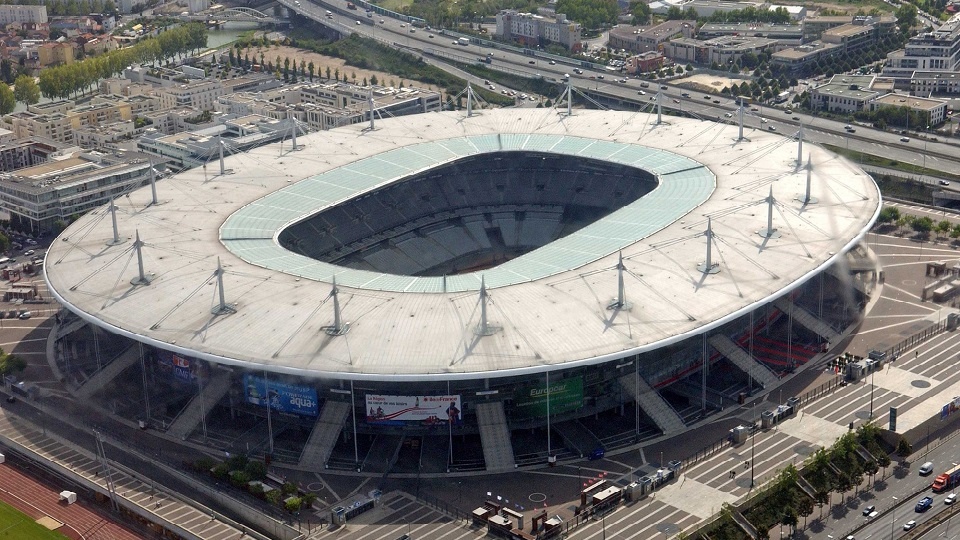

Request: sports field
left=0, top=500, right=66, bottom=539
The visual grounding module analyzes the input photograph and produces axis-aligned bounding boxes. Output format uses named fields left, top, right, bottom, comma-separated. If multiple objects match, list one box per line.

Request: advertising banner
left=513, top=376, right=583, bottom=418
left=365, top=394, right=462, bottom=426
left=156, top=350, right=204, bottom=384
left=940, top=396, right=960, bottom=420
left=243, top=374, right=319, bottom=417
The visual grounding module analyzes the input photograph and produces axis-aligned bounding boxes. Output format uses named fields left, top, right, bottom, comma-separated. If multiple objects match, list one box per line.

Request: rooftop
left=872, top=93, right=946, bottom=110
left=44, top=109, right=880, bottom=382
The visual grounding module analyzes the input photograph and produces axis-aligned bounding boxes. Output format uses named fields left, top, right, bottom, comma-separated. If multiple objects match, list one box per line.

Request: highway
left=275, top=0, right=960, bottom=180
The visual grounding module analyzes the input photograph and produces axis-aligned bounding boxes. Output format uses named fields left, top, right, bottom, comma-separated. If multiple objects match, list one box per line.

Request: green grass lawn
left=0, top=500, right=68, bottom=539
left=375, top=0, right=413, bottom=12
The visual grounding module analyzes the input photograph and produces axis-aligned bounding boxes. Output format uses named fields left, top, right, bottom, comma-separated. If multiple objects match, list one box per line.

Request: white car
left=17, top=311, right=31, bottom=320
left=946, top=493, right=957, bottom=505
left=24, top=249, right=34, bottom=256
left=724, top=113, right=732, bottom=118
left=904, top=520, right=917, bottom=530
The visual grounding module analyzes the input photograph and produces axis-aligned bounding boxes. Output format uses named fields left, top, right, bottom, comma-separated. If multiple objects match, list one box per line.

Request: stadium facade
left=44, top=108, right=881, bottom=473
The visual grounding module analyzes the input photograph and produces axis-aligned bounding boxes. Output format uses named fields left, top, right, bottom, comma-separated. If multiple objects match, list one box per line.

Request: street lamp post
left=869, top=366, right=875, bottom=419
left=750, top=401, right=756, bottom=488
left=890, top=496, right=898, bottom=539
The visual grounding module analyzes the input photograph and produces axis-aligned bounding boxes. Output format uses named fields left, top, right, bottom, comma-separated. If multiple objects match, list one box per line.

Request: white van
left=919, top=462, right=934, bottom=476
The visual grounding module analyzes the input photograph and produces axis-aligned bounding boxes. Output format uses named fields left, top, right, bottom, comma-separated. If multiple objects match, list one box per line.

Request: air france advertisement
left=365, top=394, right=462, bottom=426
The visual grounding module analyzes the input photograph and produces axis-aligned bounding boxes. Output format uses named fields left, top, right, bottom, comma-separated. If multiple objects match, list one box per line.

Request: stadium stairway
left=362, top=434, right=404, bottom=473
left=556, top=420, right=603, bottom=457
left=475, top=402, right=516, bottom=471
left=297, top=400, right=350, bottom=470
left=165, top=369, right=232, bottom=440
left=708, top=335, right=778, bottom=388
left=618, top=374, right=685, bottom=435
left=56, top=316, right=87, bottom=339
left=773, top=298, right=840, bottom=343
left=74, top=344, right=139, bottom=401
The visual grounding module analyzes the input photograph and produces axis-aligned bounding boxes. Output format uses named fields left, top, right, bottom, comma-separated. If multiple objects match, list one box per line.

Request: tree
left=13, top=75, right=39, bottom=106
left=0, top=83, right=14, bottom=115
left=0, top=348, right=26, bottom=375
left=896, top=437, right=912, bottom=463
left=877, top=206, right=900, bottom=225
left=629, top=0, right=651, bottom=24
left=877, top=453, right=891, bottom=479
left=557, top=0, right=619, bottom=29
left=911, top=215, right=934, bottom=237
left=937, top=219, right=951, bottom=240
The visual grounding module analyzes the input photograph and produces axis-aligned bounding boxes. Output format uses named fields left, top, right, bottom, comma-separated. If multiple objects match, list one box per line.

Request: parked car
left=862, top=505, right=876, bottom=516
left=17, top=311, right=31, bottom=320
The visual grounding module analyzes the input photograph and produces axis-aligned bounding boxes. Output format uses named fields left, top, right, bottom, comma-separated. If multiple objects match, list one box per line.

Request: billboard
left=513, top=376, right=583, bottom=418
left=155, top=350, right=205, bottom=384
left=243, top=374, right=319, bottom=417
left=365, top=394, right=462, bottom=426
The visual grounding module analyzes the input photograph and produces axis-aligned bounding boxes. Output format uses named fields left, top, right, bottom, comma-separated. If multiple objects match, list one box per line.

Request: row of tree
left=0, top=75, right=42, bottom=115
left=0, top=0, right=119, bottom=16
left=711, top=423, right=896, bottom=539
left=37, top=23, right=207, bottom=100
left=878, top=207, right=960, bottom=240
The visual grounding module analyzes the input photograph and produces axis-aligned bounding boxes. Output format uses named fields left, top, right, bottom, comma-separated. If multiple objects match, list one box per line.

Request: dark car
left=588, top=447, right=605, bottom=460
left=862, top=505, right=875, bottom=516
left=916, top=496, right=933, bottom=512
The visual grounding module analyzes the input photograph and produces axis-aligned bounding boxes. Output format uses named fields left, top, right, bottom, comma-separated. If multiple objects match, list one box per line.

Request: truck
left=932, top=464, right=960, bottom=493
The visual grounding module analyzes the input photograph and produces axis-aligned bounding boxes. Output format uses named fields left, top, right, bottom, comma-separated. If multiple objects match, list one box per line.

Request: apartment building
left=869, top=93, right=947, bottom=125
left=0, top=5, right=48, bottom=25
left=883, top=12, right=960, bottom=92
left=158, top=80, right=225, bottom=111
left=666, top=35, right=776, bottom=66
left=0, top=137, right=71, bottom=173
left=0, top=150, right=153, bottom=232
left=809, top=74, right=880, bottom=113
left=495, top=10, right=583, bottom=51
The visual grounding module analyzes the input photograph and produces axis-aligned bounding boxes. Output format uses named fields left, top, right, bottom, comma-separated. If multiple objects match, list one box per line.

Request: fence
left=882, top=318, right=948, bottom=359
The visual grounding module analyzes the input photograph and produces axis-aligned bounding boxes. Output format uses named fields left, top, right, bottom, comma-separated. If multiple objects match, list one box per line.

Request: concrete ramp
left=362, top=434, right=404, bottom=473
left=774, top=297, right=840, bottom=342
left=298, top=400, right=350, bottom=470
left=75, top=345, right=139, bottom=400
left=165, top=369, right=232, bottom=440
left=619, top=374, right=685, bottom=435
left=475, top=402, right=516, bottom=471
left=708, top=335, right=778, bottom=388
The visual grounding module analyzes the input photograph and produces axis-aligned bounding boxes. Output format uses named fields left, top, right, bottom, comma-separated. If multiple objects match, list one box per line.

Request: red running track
left=0, top=461, right=144, bottom=539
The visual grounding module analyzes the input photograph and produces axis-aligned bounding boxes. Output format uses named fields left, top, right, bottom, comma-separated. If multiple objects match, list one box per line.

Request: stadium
left=44, top=107, right=881, bottom=474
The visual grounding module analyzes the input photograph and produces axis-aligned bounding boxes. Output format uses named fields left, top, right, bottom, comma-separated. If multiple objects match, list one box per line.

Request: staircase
left=556, top=420, right=602, bottom=457
left=774, top=298, right=840, bottom=342
left=475, top=402, right=515, bottom=471
left=619, top=374, right=685, bottom=435
left=165, top=369, right=232, bottom=440
left=75, top=345, right=140, bottom=400
left=708, top=335, right=778, bottom=388
left=298, top=400, right=351, bottom=469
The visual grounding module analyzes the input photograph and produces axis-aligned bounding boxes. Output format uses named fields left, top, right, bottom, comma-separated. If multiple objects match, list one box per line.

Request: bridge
left=180, top=7, right=288, bottom=24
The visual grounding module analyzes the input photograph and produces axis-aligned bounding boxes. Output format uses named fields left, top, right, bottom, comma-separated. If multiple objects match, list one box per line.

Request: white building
left=810, top=74, right=880, bottom=113
left=884, top=13, right=960, bottom=93
left=869, top=93, right=948, bottom=126
left=0, top=150, right=154, bottom=232
left=0, top=5, right=48, bottom=25
left=158, top=80, right=225, bottom=111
